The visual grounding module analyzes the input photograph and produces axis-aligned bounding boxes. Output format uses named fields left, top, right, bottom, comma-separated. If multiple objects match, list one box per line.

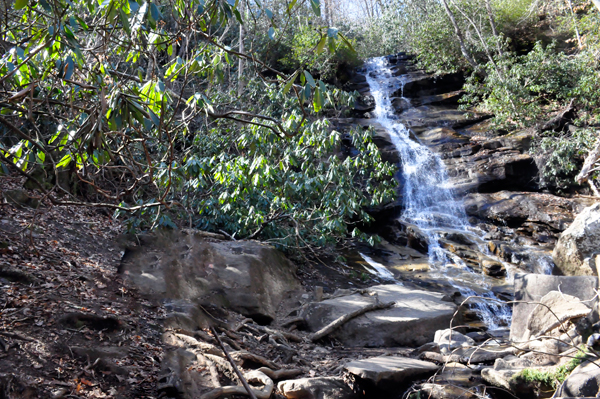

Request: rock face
left=119, top=229, right=301, bottom=324
left=302, top=285, right=456, bottom=347
left=465, top=192, right=594, bottom=232
left=277, top=377, right=356, bottom=399
left=555, top=361, right=600, bottom=397
left=345, top=356, right=438, bottom=390
left=524, top=291, right=591, bottom=340
left=510, top=274, right=598, bottom=342
left=553, top=203, right=600, bottom=276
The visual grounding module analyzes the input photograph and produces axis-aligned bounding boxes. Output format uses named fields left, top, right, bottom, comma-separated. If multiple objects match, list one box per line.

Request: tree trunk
left=440, top=0, right=477, bottom=68
left=484, top=0, right=503, bottom=56
left=238, top=0, right=246, bottom=96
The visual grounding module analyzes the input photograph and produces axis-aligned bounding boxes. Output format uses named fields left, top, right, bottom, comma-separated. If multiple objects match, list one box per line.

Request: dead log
left=576, top=134, right=600, bottom=196
left=539, top=99, right=576, bottom=133
left=309, top=301, right=395, bottom=342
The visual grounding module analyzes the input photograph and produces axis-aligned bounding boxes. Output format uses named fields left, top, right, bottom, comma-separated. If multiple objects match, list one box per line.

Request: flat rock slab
left=303, top=284, right=456, bottom=347
left=345, top=356, right=438, bottom=388
left=510, top=274, right=598, bottom=342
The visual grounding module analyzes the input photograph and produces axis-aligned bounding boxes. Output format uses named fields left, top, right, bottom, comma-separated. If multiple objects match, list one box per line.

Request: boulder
left=553, top=203, right=600, bottom=276
left=555, top=360, right=600, bottom=397
left=434, top=329, right=475, bottom=354
left=524, top=291, right=591, bottom=340
left=510, top=274, right=598, bottom=342
left=119, top=229, right=301, bottom=324
left=302, top=284, right=456, bottom=347
left=277, top=377, right=356, bottom=399
left=345, top=356, right=438, bottom=390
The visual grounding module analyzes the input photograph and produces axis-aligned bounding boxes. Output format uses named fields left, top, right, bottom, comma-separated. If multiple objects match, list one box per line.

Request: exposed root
left=199, top=370, right=274, bottom=399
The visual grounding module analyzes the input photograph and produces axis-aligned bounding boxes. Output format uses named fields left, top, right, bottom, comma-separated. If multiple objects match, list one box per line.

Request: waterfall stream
left=364, top=57, right=512, bottom=329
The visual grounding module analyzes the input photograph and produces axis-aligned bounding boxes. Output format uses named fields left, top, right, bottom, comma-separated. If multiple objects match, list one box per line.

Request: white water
left=364, top=57, right=512, bottom=328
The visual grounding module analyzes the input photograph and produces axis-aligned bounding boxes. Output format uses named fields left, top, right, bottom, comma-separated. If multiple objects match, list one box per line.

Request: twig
left=0, top=330, right=36, bottom=342
left=210, top=326, right=258, bottom=399
left=310, top=301, right=395, bottom=342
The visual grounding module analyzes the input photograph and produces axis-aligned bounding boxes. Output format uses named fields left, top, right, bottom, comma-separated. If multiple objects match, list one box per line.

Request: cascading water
left=364, top=56, right=511, bottom=329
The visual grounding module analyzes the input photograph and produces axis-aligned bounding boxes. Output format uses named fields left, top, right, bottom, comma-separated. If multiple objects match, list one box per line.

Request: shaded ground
left=0, top=176, right=164, bottom=398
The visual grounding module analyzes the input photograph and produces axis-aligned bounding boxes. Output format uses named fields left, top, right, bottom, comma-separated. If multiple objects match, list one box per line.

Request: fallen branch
left=199, top=370, right=274, bottom=399
left=310, top=301, right=395, bottom=342
left=210, top=326, right=258, bottom=399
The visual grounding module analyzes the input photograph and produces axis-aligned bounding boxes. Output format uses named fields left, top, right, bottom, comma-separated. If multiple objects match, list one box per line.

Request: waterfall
left=364, top=56, right=511, bottom=329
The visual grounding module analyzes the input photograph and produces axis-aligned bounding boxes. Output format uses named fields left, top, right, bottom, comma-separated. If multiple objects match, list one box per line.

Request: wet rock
left=555, top=360, right=600, bottom=397
left=553, top=203, right=600, bottom=276
left=480, top=258, right=506, bottom=278
left=419, top=127, right=470, bottom=153
left=524, top=291, right=591, bottom=340
left=393, top=73, right=464, bottom=99
left=399, top=106, right=491, bottom=135
left=302, top=284, right=456, bottom=347
left=277, top=377, right=356, bottom=399
left=446, top=149, right=539, bottom=195
left=510, top=274, right=598, bottom=342
left=355, top=95, right=375, bottom=112
left=465, top=191, right=593, bottom=233
left=119, top=229, right=301, bottom=323
left=345, top=356, right=438, bottom=390
left=434, top=329, right=475, bottom=354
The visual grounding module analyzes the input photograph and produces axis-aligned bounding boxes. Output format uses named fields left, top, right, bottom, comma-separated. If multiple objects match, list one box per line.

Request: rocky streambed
left=113, top=54, right=600, bottom=399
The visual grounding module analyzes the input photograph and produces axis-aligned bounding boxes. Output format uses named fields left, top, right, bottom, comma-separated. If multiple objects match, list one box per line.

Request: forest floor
left=0, top=175, right=390, bottom=399
left=0, top=175, right=165, bottom=398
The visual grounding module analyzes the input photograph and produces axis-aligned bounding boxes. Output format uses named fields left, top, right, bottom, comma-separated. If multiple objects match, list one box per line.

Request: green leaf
left=316, top=36, right=326, bottom=54
left=310, top=0, right=320, bottom=16
left=150, top=3, right=163, bottom=21
left=338, top=33, right=356, bottom=53
left=14, top=0, right=28, bottom=9
left=283, top=70, right=298, bottom=95
left=287, top=0, right=297, bottom=14
left=313, top=86, right=323, bottom=113
left=303, top=70, right=316, bottom=88
left=57, top=153, right=72, bottom=168
left=268, top=27, right=275, bottom=40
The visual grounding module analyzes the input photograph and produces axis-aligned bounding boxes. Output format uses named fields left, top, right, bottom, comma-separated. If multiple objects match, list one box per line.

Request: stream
left=358, top=56, right=515, bottom=330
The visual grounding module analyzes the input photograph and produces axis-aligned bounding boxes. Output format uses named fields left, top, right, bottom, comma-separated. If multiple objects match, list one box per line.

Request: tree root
left=310, top=301, right=395, bottom=342
left=256, top=367, right=303, bottom=381
left=230, top=351, right=281, bottom=370
left=199, top=370, right=273, bottom=399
